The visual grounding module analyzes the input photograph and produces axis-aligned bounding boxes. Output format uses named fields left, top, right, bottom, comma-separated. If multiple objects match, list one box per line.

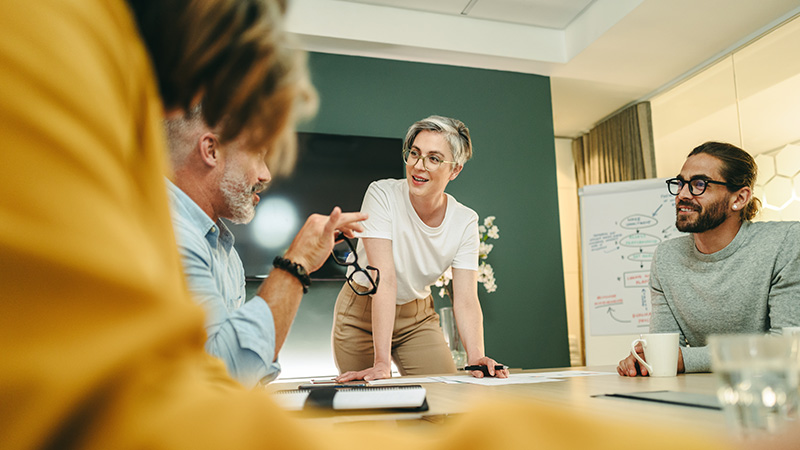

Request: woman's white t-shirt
left=351, top=178, right=479, bottom=304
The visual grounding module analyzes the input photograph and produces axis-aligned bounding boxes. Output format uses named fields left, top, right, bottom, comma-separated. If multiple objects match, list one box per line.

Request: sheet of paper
left=367, top=371, right=615, bottom=386
left=368, top=376, right=456, bottom=385
left=535, top=370, right=617, bottom=378
left=437, top=374, right=567, bottom=386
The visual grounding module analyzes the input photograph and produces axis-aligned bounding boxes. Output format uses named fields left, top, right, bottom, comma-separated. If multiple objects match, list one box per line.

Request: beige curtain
left=572, top=102, right=655, bottom=188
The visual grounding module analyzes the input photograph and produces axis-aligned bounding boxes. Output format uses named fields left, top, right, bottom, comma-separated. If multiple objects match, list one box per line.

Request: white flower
left=442, top=216, right=499, bottom=299
left=436, top=267, right=453, bottom=299
left=442, top=266, right=452, bottom=281
left=477, top=262, right=494, bottom=283
left=479, top=242, right=493, bottom=259
left=477, top=262, right=497, bottom=292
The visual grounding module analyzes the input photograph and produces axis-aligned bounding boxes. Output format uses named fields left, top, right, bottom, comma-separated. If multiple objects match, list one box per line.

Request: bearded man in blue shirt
left=165, top=106, right=366, bottom=387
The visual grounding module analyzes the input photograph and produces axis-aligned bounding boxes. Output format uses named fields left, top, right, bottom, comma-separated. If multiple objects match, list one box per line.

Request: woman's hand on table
left=468, top=356, right=509, bottom=378
left=335, top=361, right=392, bottom=382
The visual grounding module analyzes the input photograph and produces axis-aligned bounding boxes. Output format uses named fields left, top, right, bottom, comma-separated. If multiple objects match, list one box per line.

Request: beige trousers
left=332, top=283, right=457, bottom=376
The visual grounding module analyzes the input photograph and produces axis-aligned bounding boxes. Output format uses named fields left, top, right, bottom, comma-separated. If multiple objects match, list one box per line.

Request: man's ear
left=732, top=186, right=752, bottom=212
left=449, top=164, right=463, bottom=181
left=198, top=132, right=221, bottom=168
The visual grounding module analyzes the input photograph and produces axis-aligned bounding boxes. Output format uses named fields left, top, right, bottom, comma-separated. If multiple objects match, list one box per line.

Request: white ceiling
left=286, top=0, right=800, bottom=138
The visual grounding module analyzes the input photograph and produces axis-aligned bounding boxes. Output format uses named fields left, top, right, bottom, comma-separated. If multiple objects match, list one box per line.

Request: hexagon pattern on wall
left=755, top=154, right=776, bottom=186
left=776, top=145, right=800, bottom=177
left=754, top=143, right=800, bottom=222
left=763, top=176, right=793, bottom=209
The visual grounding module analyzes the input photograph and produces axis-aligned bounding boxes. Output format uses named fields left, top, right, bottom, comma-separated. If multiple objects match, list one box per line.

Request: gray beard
left=220, top=170, right=258, bottom=224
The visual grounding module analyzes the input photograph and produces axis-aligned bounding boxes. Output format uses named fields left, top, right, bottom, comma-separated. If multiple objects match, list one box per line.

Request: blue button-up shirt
left=166, top=180, right=280, bottom=386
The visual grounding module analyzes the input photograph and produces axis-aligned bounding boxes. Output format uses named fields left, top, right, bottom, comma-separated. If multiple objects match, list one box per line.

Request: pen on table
left=463, top=365, right=508, bottom=376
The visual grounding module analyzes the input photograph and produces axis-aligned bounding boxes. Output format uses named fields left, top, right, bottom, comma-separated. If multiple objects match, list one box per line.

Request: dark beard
left=675, top=198, right=728, bottom=233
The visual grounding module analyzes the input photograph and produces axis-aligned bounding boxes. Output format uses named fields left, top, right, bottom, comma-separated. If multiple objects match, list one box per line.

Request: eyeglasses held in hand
left=665, top=177, right=742, bottom=196
left=402, top=148, right=457, bottom=171
left=331, top=234, right=380, bottom=296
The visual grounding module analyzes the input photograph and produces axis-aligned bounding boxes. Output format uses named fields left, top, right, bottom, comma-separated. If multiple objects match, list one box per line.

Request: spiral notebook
left=272, top=385, right=428, bottom=412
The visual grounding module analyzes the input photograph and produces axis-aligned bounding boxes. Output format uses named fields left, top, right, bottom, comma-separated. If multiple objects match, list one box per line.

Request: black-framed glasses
left=666, top=177, right=742, bottom=196
left=402, top=148, right=457, bottom=171
left=331, top=234, right=380, bottom=296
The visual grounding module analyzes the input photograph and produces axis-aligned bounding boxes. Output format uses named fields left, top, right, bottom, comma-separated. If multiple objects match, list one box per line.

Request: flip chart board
left=578, top=178, right=684, bottom=364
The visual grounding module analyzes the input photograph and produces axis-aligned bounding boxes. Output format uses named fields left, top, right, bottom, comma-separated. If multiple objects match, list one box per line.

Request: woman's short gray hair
left=403, top=115, right=472, bottom=166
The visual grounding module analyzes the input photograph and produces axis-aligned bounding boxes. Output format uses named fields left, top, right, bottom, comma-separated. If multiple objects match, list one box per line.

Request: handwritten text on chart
left=632, top=312, right=652, bottom=326
left=593, top=294, right=623, bottom=309
left=619, top=214, right=658, bottom=229
left=588, top=231, right=622, bottom=252
left=627, top=251, right=655, bottom=262
left=618, top=232, right=660, bottom=248
left=623, top=271, right=649, bottom=287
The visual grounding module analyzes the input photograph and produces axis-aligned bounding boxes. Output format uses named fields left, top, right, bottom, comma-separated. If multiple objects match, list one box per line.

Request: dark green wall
left=287, top=52, right=568, bottom=370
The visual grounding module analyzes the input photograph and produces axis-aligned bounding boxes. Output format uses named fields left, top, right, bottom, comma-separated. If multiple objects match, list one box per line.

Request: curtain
left=572, top=102, right=655, bottom=188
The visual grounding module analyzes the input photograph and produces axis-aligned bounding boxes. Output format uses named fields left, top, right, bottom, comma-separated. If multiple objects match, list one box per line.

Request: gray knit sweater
left=649, top=220, right=800, bottom=373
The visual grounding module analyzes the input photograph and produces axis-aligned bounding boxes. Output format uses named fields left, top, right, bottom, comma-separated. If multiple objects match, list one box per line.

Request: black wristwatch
left=272, top=256, right=311, bottom=293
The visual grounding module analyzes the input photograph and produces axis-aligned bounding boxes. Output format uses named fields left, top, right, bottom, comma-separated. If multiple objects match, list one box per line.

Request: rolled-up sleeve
left=202, top=294, right=282, bottom=387
left=165, top=180, right=282, bottom=387
left=178, top=240, right=281, bottom=387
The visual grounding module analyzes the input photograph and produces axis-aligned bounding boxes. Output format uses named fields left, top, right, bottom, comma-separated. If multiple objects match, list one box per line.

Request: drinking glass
left=439, top=307, right=466, bottom=367
left=709, top=334, right=800, bottom=438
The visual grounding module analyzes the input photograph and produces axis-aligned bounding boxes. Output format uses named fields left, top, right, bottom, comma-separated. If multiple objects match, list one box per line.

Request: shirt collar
left=690, top=220, right=750, bottom=262
left=166, top=179, right=236, bottom=252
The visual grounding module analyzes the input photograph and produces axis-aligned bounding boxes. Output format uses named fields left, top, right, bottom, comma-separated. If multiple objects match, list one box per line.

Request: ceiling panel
left=341, top=0, right=467, bottom=16
left=468, top=0, right=595, bottom=28
left=341, top=0, right=595, bottom=28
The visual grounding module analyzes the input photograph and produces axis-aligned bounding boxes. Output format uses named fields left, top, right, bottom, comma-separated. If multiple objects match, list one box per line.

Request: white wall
left=652, top=14, right=800, bottom=222
left=554, top=137, right=583, bottom=366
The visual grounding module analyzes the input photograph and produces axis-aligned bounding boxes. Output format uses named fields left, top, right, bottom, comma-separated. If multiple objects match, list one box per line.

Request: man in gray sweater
left=618, top=141, right=800, bottom=376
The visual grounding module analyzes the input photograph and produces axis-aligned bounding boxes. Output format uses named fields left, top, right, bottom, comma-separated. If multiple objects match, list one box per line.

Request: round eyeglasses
left=402, top=149, right=457, bottom=171
left=666, top=177, right=742, bottom=196
left=331, top=234, right=380, bottom=296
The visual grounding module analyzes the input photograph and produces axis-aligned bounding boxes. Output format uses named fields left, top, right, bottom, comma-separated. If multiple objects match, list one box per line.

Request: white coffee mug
left=630, top=333, right=679, bottom=377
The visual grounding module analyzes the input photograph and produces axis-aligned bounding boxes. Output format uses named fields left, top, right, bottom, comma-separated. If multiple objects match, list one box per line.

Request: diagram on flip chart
left=579, top=178, right=683, bottom=336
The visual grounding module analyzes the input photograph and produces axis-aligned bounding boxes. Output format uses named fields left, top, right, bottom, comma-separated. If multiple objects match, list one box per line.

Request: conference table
left=266, top=366, right=729, bottom=434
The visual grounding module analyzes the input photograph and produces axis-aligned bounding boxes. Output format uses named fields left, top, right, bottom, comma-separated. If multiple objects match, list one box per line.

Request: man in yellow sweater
left=0, top=0, right=748, bottom=449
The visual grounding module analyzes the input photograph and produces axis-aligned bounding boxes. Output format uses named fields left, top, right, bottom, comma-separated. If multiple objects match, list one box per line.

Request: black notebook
left=272, top=385, right=429, bottom=412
